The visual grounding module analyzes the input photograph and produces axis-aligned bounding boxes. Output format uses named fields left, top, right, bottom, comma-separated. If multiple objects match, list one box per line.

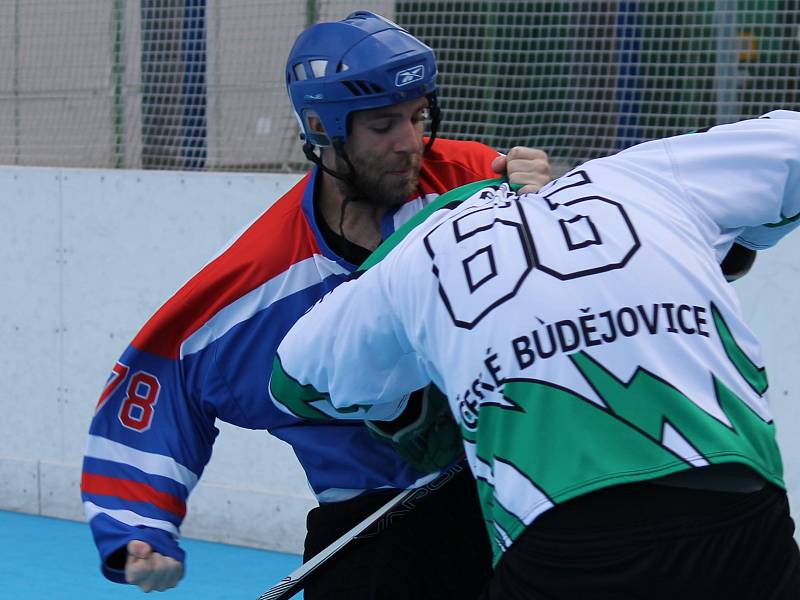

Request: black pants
left=302, top=467, right=492, bottom=600
left=481, top=482, right=800, bottom=600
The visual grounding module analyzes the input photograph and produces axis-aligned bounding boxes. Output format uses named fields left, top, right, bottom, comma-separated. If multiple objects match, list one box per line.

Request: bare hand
left=125, top=540, right=184, bottom=592
left=491, top=146, right=551, bottom=194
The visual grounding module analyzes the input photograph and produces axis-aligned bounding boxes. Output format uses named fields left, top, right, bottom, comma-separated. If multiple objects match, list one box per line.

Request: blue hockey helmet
left=286, top=11, right=439, bottom=147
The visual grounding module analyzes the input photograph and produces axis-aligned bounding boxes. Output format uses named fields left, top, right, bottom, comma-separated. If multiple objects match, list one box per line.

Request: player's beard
left=334, top=147, right=423, bottom=209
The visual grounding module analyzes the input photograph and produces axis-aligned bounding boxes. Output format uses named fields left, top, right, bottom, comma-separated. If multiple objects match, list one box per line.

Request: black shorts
left=302, top=465, right=492, bottom=600
left=481, top=482, right=800, bottom=600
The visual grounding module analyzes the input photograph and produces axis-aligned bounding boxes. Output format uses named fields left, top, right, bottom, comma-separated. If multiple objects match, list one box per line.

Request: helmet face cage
left=286, top=11, right=438, bottom=147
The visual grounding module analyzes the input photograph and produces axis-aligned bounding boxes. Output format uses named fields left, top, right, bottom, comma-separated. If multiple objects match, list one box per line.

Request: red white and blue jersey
left=80, top=138, right=499, bottom=582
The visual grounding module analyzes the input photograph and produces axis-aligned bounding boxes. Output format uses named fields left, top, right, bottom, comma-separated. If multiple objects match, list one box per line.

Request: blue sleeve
left=81, top=342, right=218, bottom=583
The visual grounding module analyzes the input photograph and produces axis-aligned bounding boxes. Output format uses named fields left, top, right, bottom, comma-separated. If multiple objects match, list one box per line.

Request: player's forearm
left=270, top=350, right=413, bottom=421
left=271, top=273, right=426, bottom=420
left=87, top=518, right=185, bottom=584
left=82, top=347, right=215, bottom=583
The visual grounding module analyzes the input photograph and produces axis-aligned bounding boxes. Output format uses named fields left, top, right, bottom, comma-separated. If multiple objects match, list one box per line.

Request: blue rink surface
left=0, top=510, right=304, bottom=599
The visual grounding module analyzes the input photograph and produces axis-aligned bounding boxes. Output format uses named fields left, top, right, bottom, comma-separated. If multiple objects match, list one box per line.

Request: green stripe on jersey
left=464, top=304, right=784, bottom=562
left=358, top=178, right=505, bottom=272
left=569, top=351, right=781, bottom=480
left=271, top=354, right=380, bottom=420
left=472, top=354, right=782, bottom=561
left=270, top=354, right=332, bottom=420
left=711, top=303, right=768, bottom=395
left=765, top=211, right=800, bottom=228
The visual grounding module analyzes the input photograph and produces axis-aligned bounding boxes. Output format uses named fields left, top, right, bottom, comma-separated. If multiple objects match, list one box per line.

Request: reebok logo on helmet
left=286, top=11, right=441, bottom=151
left=395, top=65, right=425, bottom=87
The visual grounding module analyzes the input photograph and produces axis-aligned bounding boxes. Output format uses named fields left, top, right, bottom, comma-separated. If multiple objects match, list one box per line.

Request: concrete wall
left=1, top=165, right=800, bottom=558
left=734, top=239, right=800, bottom=509
left=0, top=166, right=314, bottom=555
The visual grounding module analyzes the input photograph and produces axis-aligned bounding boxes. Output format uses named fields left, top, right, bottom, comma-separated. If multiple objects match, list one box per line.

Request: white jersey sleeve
left=270, top=112, right=800, bottom=564
left=270, top=264, right=427, bottom=422
left=603, top=109, right=800, bottom=257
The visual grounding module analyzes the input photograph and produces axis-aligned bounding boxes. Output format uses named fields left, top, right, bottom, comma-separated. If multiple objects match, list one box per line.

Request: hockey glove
left=366, top=384, right=462, bottom=474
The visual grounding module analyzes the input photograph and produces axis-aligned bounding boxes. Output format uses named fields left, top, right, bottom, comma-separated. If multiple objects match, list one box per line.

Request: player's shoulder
left=131, top=173, right=320, bottom=358
left=425, top=138, right=498, bottom=165
left=419, top=138, right=498, bottom=192
left=238, top=171, right=314, bottom=252
left=252, top=170, right=312, bottom=225
left=757, top=109, right=800, bottom=122
left=188, top=170, right=317, bottom=291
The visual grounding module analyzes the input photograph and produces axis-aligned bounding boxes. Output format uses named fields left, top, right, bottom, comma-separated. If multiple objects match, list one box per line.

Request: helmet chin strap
left=302, top=140, right=356, bottom=185
left=302, top=139, right=364, bottom=247
left=302, top=138, right=367, bottom=203
left=425, top=92, right=442, bottom=153
left=330, top=139, right=360, bottom=244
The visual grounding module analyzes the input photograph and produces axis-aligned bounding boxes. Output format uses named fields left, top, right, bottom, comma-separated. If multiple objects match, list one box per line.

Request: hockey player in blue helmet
left=286, top=10, right=441, bottom=199
left=277, top=12, right=552, bottom=600
left=285, top=11, right=550, bottom=253
left=287, top=10, right=755, bottom=278
left=94, top=11, right=551, bottom=597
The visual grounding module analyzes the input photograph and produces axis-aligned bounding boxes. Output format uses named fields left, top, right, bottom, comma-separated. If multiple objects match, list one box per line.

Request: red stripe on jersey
left=417, top=139, right=499, bottom=196
left=132, top=172, right=320, bottom=358
left=81, top=472, right=187, bottom=519
left=131, top=141, right=497, bottom=359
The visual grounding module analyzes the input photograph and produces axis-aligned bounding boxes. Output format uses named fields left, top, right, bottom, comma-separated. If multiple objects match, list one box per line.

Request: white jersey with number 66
left=271, top=110, right=800, bottom=562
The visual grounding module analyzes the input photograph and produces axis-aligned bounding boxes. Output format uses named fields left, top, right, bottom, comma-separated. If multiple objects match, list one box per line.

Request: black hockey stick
left=255, top=462, right=465, bottom=600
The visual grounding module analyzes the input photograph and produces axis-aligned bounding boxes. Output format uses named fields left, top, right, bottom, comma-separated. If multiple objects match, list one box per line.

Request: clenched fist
left=125, top=540, right=184, bottom=592
left=492, top=146, right=551, bottom=194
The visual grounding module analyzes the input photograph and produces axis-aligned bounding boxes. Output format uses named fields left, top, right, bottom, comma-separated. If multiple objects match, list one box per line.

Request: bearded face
left=334, top=97, right=429, bottom=209
left=333, top=141, right=423, bottom=208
